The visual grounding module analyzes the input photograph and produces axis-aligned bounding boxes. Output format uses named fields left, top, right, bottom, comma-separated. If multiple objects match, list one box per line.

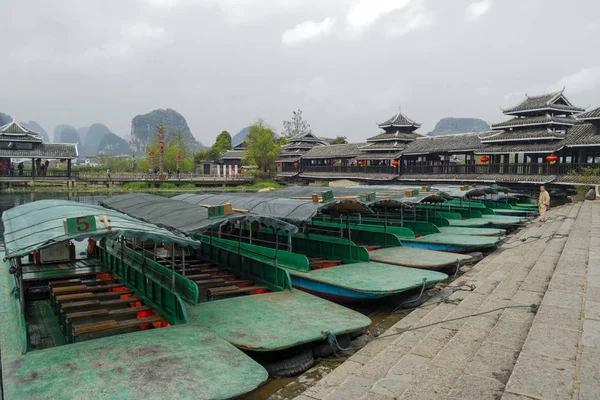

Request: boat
left=99, top=194, right=371, bottom=354
left=1, top=200, right=268, bottom=399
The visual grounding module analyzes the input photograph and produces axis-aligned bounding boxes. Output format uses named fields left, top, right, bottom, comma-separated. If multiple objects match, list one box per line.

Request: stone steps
left=295, top=203, right=580, bottom=400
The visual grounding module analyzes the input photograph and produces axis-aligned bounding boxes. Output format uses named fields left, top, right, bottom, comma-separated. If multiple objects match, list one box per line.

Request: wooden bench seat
left=73, top=315, right=164, bottom=337
left=208, top=285, right=268, bottom=296
left=66, top=305, right=152, bottom=323
left=56, top=290, right=133, bottom=303
left=49, top=277, right=115, bottom=288
left=52, top=283, right=124, bottom=296
left=61, top=297, right=139, bottom=313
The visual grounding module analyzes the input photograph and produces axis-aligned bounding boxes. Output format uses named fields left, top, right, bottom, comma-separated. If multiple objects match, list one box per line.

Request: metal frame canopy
left=2, top=200, right=200, bottom=260
left=173, top=192, right=372, bottom=226
left=100, top=193, right=299, bottom=235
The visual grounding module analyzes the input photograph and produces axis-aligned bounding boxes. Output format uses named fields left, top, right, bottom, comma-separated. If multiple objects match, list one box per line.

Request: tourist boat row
left=0, top=184, right=537, bottom=399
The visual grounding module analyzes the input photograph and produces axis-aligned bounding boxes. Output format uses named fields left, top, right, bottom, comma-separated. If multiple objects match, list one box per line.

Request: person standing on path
left=538, top=185, right=550, bottom=222
left=106, top=168, right=111, bottom=180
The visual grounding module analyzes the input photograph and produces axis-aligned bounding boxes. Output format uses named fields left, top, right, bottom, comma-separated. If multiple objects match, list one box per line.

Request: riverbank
left=269, top=200, right=599, bottom=400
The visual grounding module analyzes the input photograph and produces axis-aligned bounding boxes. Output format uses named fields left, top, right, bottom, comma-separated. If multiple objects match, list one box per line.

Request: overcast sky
left=1, top=0, right=600, bottom=144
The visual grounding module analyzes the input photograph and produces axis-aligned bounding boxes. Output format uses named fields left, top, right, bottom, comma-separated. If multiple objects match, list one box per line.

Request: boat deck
left=288, top=262, right=448, bottom=294
left=447, top=219, right=493, bottom=228
left=187, top=290, right=370, bottom=351
left=368, top=247, right=471, bottom=269
left=437, top=226, right=505, bottom=236
left=2, top=324, right=268, bottom=400
left=401, top=233, right=502, bottom=250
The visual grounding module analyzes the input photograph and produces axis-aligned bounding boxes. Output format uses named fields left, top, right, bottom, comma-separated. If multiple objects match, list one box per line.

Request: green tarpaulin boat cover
left=174, top=193, right=372, bottom=225
left=2, top=200, right=200, bottom=260
left=101, top=193, right=299, bottom=235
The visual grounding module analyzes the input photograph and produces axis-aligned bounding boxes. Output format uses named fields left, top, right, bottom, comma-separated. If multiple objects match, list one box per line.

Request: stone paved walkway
left=293, top=201, right=599, bottom=400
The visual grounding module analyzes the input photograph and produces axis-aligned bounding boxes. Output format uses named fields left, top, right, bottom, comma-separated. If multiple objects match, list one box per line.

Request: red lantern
left=480, top=156, right=489, bottom=164
left=294, top=162, right=299, bottom=168
left=436, top=161, right=442, bottom=167
left=359, top=161, right=365, bottom=167
left=60, top=159, right=66, bottom=163
left=149, top=151, right=155, bottom=156
left=546, top=154, right=558, bottom=163
left=176, top=154, right=180, bottom=159
left=391, top=160, right=399, bottom=167
left=276, top=163, right=281, bottom=167
left=160, top=143, right=164, bottom=149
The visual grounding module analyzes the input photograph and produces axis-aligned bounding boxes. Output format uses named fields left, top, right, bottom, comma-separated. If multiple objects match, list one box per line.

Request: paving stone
left=582, top=319, right=600, bottom=349
left=534, top=304, right=582, bottom=331
left=447, top=290, right=486, bottom=310
left=585, top=301, right=600, bottom=321
left=398, top=363, right=463, bottom=400
left=586, top=287, right=600, bottom=303
left=580, top=347, right=600, bottom=386
left=293, top=396, right=318, bottom=400
left=579, top=383, right=600, bottom=400
left=588, top=273, right=600, bottom=288
left=388, top=353, right=431, bottom=377
left=323, top=375, right=376, bottom=400
left=547, top=274, right=586, bottom=293
left=369, top=375, right=413, bottom=398
left=410, top=327, right=456, bottom=358
left=466, top=340, right=520, bottom=384
left=431, top=326, right=487, bottom=370
left=521, top=323, right=579, bottom=360
left=303, top=360, right=364, bottom=398
left=446, top=373, right=505, bottom=400
left=505, top=352, right=575, bottom=400
left=357, top=348, right=405, bottom=380
left=359, top=391, right=397, bottom=400
left=542, top=289, right=583, bottom=311
left=501, top=393, right=539, bottom=400
left=520, top=274, right=551, bottom=293
left=488, top=314, right=532, bottom=350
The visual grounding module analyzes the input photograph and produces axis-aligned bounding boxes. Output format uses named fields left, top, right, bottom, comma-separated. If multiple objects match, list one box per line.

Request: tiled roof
left=491, top=116, right=576, bottom=129
left=220, top=150, right=245, bottom=160
left=401, top=132, right=492, bottom=155
left=481, top=129, right=565, bottom=143
left=275, top=155, right=302, bottom=162
left=301, top=143, right=360, bottom=159
left=577, top=107, right=600, bottom=120
left=502, top=89, right=585, bottom=115
left=366, top=132, right=422, bottom=142
left=378, top=111, right=421, bottom=129
left=0, top=134, right=44, bottom=143
left=563, top=123, right=600, bottom=147
left=0, top=143, right=77, bottom=158
left=475, top=141, right=563, bottom=154
left=356, top=151, right=403, bottom=160
left=553, top=175, right=600, bottom=185
left=361, top=141, right=408, bottom=151
left=0, top=121, right=41, bottom=136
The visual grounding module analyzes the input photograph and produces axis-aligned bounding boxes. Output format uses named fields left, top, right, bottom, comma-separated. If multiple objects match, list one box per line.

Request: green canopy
left=173, top=193, right=371, bottom=226
left=2, top=200, right=200, bottom=260
left=100, top=193, right=299, bottom=235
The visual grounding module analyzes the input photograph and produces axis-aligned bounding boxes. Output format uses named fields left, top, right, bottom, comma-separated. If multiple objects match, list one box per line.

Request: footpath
left=293, top=201, right=599, bottom=400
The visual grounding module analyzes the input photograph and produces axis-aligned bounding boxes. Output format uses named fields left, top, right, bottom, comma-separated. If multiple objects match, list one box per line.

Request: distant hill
left=77, top=126, right=91, bottom=142
left=428, top=118, right=490, bottom=136
left=0, top=113, right=11, bottom=126
left=130, top=108, right=201, bottom=153
left=97, top=131, right=130, bottom=155
left=231, top=126, right=280, bottom=146
left=20, top=120, right=50, bottom=143
left=54, top=125, right=81, bottom=144
left=82, top=123, right=113, bottom=155
left=232, top=127, right=250, bottom=146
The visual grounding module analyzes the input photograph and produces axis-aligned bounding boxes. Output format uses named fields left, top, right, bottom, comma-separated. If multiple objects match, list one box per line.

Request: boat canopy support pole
left=182, top=245, right=186, bottom=277
left=274, top=229, right=279, bottom=268
left=171, top=244, right=176, bottom=291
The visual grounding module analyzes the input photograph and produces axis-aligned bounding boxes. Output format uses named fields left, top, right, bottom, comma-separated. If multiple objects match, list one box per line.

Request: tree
left=243, top=119, right=280, bottom=171
left=142, top=129, right=194, bottom=172
left=194, top=148, right=222, bottom=164
left=330, top=136, right=347, bottom=145
left=214, top=130, right=232, bottom=152
left=282, top=109, right=312, bottom=137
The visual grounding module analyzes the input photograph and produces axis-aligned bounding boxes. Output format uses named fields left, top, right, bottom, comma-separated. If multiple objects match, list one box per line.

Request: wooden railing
left=302, top=165, right=399, bottom=175
left=403, top=163, right=600, bottom=176
left=0, top=169, right=78, bottom=178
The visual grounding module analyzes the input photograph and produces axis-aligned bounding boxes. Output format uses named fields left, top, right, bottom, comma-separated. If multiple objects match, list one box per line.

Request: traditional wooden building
left=220, top=141, right=246, bottom=168
left=0, top=121, right=78, bottom=177
left=276, top=132, right=329, bottom=174
left=358, top=109, right=423, bottom=171
left=477, top=89, right=585, bottom=164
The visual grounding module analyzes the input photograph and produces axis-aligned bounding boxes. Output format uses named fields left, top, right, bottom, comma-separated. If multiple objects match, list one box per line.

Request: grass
left=245, top=178, right=285, bottom=191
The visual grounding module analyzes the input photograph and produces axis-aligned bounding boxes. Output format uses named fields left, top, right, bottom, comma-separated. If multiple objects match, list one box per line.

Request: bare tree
left=283, top=109, right=312, bottom=137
